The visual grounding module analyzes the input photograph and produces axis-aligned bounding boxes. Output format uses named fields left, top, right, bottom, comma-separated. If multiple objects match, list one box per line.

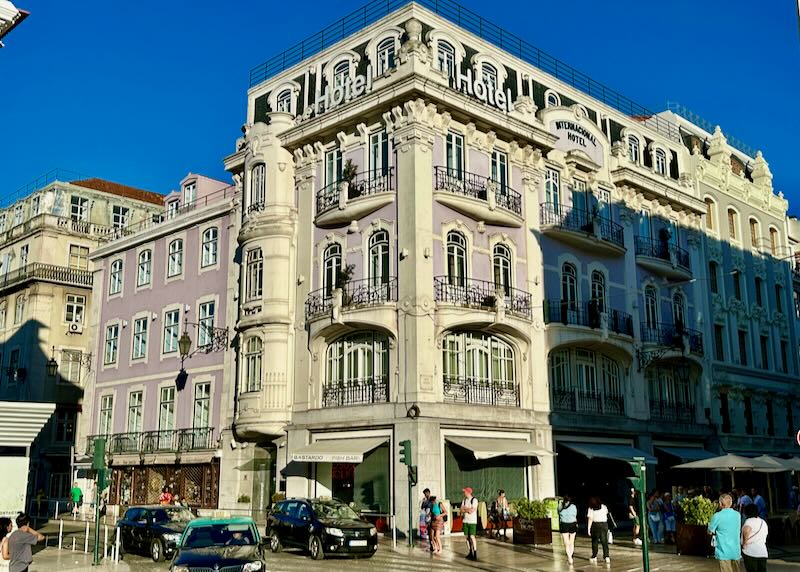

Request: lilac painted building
left=81, top=174, right=238, bottom=509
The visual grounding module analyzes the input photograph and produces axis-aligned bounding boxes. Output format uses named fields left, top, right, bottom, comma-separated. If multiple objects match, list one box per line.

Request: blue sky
left=1, top=0, right=798, bottom=208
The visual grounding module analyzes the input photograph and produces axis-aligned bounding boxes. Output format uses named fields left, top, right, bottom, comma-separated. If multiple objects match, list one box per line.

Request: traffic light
left=92, top=437, right=106, bottom=470
left=399, top=439, right=412, bottom=466
left=408, top=465, right=418, bottom=486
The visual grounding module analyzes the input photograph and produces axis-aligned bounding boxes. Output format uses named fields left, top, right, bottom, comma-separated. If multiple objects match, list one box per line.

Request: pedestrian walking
left=558, top=494, right=578, bottom=566
left=740, top=503, right=768, bottom=572
left=420, top=488, right=433, bottom=546
left=708, top=494, right=741, bottom=572
left=461, top=487, right=479, bottom=561
left=69, top=482, right=82, bottom=519
left=0, top=517, right=13, bottom=571
left=491, top=490, right=510, bottom=540
left=7, top=513, right=44, bottom=572
left=646, top=490, right=664, bottom=544
left=587, top=496, right=611, bottom=565
left=628, top=488, right=642, bottom=545
left=750, top=488, right=767, bottom=519
left=429, top=495, right=446, bottom=555
left=662, top=492, right=676, bottom=544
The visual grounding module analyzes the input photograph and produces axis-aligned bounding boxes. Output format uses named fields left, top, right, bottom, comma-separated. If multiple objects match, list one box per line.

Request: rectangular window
left=163, top=309, right=180, bottom=353
left=369, top=131, right=389, bottom=176
left=198, top=301, right=215, bottom=348
left=491, top=150, right=508, bottom=191
left=714, top=324, right=725, bottom=361
left=167, top=200, right=179, bottom=219
left=127, top=391, right=143, bottom=434
left=728, top=209, right=737, bottom=240
left=168, top=240, right=183, bottom=277
left=68, top=245, right=89, bottom=270
left=137, top=250, right=152, bottom=286
left=732, top=271, right=742, bottom=300
left=19, top=244, right=28, bottom=268
left=755, top=279, right=763, bottom=307
left=709, top=264, right=718, bottom=294
left=639, top=210, right=652, bottom=239
left=70, top=196, right=88, bottom=221
left=159, top=386, right=176, bottom=431
left=201, top=228, right=218, bottom=267
left=49, top=474, right=69, bottom=500
left=246, top=249, right=263, bottom=301
left=184, top=182, right=196, bottom=205
left=720, top=393, right=730, bottom=433
left=13, top=204, right=23, bottom=226
left=104, top=324, right=119, bottom=364
left=744, top=396, right=754, bottom=435
left=54, top=409, right=75, bottom=443
left=545, top=168, right=560, bottom=207
left=132, top=317, right=148, bottom=359
left=766, top=398, right=775, bottom=437
left=781, top=340, right=789, bottom=373
left=446, top=132, right=464, bottom=179
left=750, top=219, right=759, bottom=246
left=760, top=335, right=769, bottom=370
left=324, top=149, right=342, bottom=186
left=775, top=285, right=784, bottom=313
left=738, top=330, right=748, bottom=366
left=7, top=349, right=20, bottom=385
left=112, top=205, right=130, bottom=229
left=65, top=294, right=85, bottom=324
left=31, top=196, right=40, bottom=216
left=99, top=395, right=113, bottom=435
left=193, top=382, right=211, bottom=428
left=14, top=296, right=24, bottom=324
left=61, top=350, right=82, bottom=384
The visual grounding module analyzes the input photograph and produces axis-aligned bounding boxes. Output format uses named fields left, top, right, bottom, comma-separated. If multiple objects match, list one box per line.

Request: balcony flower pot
left=676, top=496, right=716, bottom=556
left=482, top=295, right=496, bottom=308
left=511, top=499, right=552, bottom=545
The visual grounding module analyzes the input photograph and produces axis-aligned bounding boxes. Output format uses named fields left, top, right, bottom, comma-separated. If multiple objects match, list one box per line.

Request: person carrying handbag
left=587, top=496, right=611, bottom=565
left=741, top=503, right=768, bottom=572
left=647, top=491, right=665, bottom=544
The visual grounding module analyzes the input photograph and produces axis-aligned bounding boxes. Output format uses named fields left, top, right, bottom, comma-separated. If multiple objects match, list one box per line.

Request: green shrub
left=510, top=498, right=549, bottom=520
left=237, top=494, right=251, bottom=504
left=271, top=492, right=286, bottom=505
left=680, top=496, right=717, bottom=525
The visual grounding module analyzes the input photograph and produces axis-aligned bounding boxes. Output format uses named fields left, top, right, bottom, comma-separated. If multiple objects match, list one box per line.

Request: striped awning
left=0, top=401, right=55, bottom=448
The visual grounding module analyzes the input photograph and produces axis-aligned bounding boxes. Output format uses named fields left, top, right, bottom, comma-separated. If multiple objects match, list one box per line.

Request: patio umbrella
left=750, top=455, right=792, bottom=514
left=673, top=453, right=775, bottom=487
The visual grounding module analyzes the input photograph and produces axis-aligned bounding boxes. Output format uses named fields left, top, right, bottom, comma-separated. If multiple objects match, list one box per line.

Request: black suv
left=117, top=505, right=195, bottom=562
left=266, top=498, right=378, bottom=560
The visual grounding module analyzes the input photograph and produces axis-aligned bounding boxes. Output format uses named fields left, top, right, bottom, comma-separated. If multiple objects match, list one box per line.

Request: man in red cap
left=461, top=487, right=479, bottom=560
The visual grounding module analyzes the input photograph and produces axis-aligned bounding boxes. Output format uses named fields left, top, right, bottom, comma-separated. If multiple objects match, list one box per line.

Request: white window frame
left=64, top=294, right=85, bottom=324
left=544, top=89, right=561, bottom=108
left=244, top=337, right=263, bottom=393
left=127, top=391, right=143, bottom=434
left=245, top=248, right=263, bottom=301
left=112, top=205, right=130, bottom=229
left=137, top=249, right=152, bottom=287
left=98, top=394, right=114, bottom=435
left=108, top=259, right=123, bottom=295
left=184, top=182, right=197, bottom=206
left=104, top=323, right=120, bottom=365
left=193, top=382, right=211, bottom=429
left=201, top=227, right=219, bottom=268
left=167, top=239, right=184, bottom=278
left=132, top=317, right=148, bottom=360
left=70, top=196, right=88, bottom=221
left=198, top=301, right=216, bottom=348
left=162, top=309, right=181, bottom=354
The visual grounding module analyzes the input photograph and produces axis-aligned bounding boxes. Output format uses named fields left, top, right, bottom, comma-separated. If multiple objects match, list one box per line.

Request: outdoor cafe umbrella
left=750, top=455, right=793, bottom=514
left=673, top=453, right=775, bottom=487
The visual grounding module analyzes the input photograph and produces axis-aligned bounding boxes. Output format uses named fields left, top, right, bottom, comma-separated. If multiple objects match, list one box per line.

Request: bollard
left=54, top=501, right=59, bottom=520
left=84, top=521, right=90, bottom=553
left=104, top=525, right=108, bottom=559
left=58, top=519, right=63, bottom=550
left=114, top=526, right=121, bottom=563
left=72, top=537, right=76, bottom=551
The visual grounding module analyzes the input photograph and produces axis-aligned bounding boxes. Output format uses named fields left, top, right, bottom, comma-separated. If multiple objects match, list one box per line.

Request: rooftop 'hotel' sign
left=550, top=119, right=604, bottom=166
left=451, top=67, right=513, bottom=114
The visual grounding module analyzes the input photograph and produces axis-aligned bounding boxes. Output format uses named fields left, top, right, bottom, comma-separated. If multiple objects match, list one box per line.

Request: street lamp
left=174, top=320, right=228, bottom=391
left=46, top=346, right=58, bottom=377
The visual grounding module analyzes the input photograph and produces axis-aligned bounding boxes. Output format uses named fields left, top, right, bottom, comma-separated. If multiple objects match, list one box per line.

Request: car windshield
left=152, top=507, right=194, bottom=524
left=311, top=501, right=360, bottom=520
left=183, top=524, right=255, bottom=549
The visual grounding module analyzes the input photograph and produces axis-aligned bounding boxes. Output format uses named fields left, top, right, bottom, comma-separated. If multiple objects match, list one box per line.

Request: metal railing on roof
left=248, top=0, right=681, bottom=142
left=0, top=169, right=89, bottom=209
left=666, top=102, right=756, bottom=159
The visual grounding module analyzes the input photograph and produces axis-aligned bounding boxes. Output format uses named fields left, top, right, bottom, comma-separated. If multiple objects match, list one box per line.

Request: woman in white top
left=586, top=496, right=611, bottom=565
left=0, top=517, right=12, bottom=571
left=741, top=503, right=768, bottom=572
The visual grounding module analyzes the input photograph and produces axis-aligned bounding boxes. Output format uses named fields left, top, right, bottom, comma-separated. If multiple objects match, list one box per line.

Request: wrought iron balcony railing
left=649, top=399, right=694, bottom=423
left=443, top=375, right=520, bottom=407
left=321, top=376, right=389, bottom=407
left=539, top=203, right=624, bottom=249
left=85, top=427, right=215, bottom=456
left=434, top=276, right=532, bottom=319
left=634, top=236, right=691, bottom=272
left=433, top=166, right=522, bottom=216
left=640, top=321, right=703, bottom=354
left=552, top=387, right=625, bottom=416
left=305, top=277, right=398, bottom=320
left=316, top=168, right=394, bottom=215
left=0, top=262, right=92, bottom=293
left=542, top=299, right=633, bottom=336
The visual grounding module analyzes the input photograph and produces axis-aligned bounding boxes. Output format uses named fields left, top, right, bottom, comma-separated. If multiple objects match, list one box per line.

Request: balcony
left=640, top=322, right=703, bottom=355
left=0, top=263, right=92, bottom=295
left=650, top=399, right=695, bottom=424
left=543, top=299, right=633, bottom=337
left=434, top=276, right=532, bottom=320
left=634, top=236, right=692, bottom=280
left=315, top=169, right=394, bottom=227
left=305, top=277, right=397, bottom=321
left=0, top=213, right=118, bottom=244
left=539, top=203, right=625, bottom=255
left=321, top=376, right=389, bottom=407
left=443, top=376, right=520, bottom=407
left=552, top=387, right=625, bottom=416
left=85, top=427, right=215, bottom=456
left=433, top=167, right=523, bottom=227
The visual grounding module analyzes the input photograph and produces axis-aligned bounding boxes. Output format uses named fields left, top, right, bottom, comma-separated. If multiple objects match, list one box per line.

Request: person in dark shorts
left=461, top=487, right=479, bottom=560
left=558, top=495, right=578, bottom=566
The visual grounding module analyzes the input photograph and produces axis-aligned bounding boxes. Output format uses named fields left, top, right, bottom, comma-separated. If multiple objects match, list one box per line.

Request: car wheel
left=309, top=535, right=324, bottom=560
left=150, top=539, right=164, bottom=562
left=270, top=531, right=282, bottom=553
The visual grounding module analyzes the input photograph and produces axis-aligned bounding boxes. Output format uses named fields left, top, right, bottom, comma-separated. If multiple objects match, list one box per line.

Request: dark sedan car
left=266, top=498, right=378, bottom=560
left=170, top=517, right=265, bottom=572
left=117, top=505, right=194, bottom=562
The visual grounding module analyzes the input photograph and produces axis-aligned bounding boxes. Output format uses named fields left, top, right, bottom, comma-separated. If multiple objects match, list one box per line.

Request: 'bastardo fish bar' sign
left=291, top=452, right=364, bottom=463
left=550, top=119, right=604, bottom=167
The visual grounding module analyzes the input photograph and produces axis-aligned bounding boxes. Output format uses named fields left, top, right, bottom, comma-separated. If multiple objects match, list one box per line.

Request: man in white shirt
left=461, top=487, right=479, bottom=561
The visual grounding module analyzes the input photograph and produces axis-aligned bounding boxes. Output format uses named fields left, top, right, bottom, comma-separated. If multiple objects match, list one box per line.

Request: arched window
left=628, top=136, right=640, bottom=164
left=442, top=332, right=516, bottom=404
left=545, top=90, right=560, bottom=107
left=333, top=60, right=349, bottom=87
left=655, top=148, right=667, bottom=175
left=244, top=337, right=263, bottom=392
left=437, top=41, right=455, bottom=77
left=201, top=227, right=218, bottom=267
left=167, top=239, right=183, bottom=277
left=561, top=263, right=577, bottom=309
left=493, top=244, right=512, bottom=294
left=323, top=243, right=342, bottom=296
left=446, top=231, right=467, bottom=287
left=368, top=230, right=389, bottom=287
left=704, top=198, right=716, bottom=230
left=325, top=332, right=389, bottom=406
left=245, top=248, right=263, bottom=301
left=137, top=249, right=152, bottom=286
left=109, top=259, right=123, bottom=295
left=276, top=89, right=292, bottom=113
left=709, top=261, right=719, bottom=294
left=672, top=292, right=686, bottom=330
left=545, top=168, right=560, bottom=209
left=749, top=218, right=760, bottom=247
left=644, top=286, right=659, bottom=327
left=481, top=62, right=498, bottom=94
left=770, top=228, right=780, bottom=256
left=250, top=164, right=266, bottom=210
left=727, top=208, right=738, bottom=240
left=376, top=37, right=395, bottom=75
left=590, top=270, right=606, bottom=313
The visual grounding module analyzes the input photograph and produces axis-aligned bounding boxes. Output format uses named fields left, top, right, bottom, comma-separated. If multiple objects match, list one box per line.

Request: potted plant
left=511, top=498, right=552, bottom=545
left=335, top=264, right=355, bottom=305
left=341, top=159, right=360, bottom=199
left=676, top=496, right=716, bottom=556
